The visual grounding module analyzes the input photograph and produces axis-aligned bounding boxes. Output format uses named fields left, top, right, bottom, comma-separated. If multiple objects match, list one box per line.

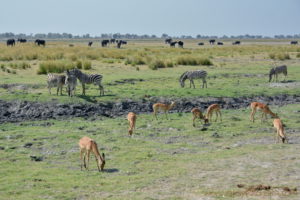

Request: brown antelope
left=79, top=136, right=105, bottom=172
left=273, top=118, right=288, bottom=143
left=206, top=104, right=222, bottom=122
left=191, top=108, right=208, bottom=127
left=152, top=101, right=176, bottom=120
left=250, top=102, right=277, bottom=122
left=127, top=112, right=137, bottom=136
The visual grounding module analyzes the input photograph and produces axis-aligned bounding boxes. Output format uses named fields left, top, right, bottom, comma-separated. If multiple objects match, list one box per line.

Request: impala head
left=128, top=129, right=133, bottom=136
left=99, top=153, right=105, bottom=171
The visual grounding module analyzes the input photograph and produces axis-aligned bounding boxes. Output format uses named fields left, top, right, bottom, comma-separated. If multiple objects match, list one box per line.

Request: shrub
left=148, top=60, right=166, bottom=70
left=297, top=53, right=300, bottom=58
left=269, top=53, right=276, bottom=59
left=37, top=61, right=73, bottom=74
left=83, top=61, right=92, bottom=70
left=76, top=60, right=82, bottom=69
left=277, top=53, right=290, bottom=61
left=125, top=56, right=146, bottom=66
left=177, top=56, right=213, bottom=66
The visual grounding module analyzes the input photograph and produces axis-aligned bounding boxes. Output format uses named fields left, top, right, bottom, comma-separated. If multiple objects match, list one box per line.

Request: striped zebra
left=65, top=70, right=77, bottom=97
left=179, top=70, right=207, bottom=88
left=47, top=73, right=66, bottom=95
left=269, top=65, right=287, bottom=82
left=69, top=68, right=104, bottom=96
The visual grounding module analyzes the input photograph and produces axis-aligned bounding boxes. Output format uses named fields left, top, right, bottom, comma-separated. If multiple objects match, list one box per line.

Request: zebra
left=47, top=73, right=66, bottom=95
left=179, top=70, right=208, bottom=89
left=69, top=68, right=104, bottom=96
left=65, top=70, right=77, bottom=97
left=269, top=65, right=287, bottom=82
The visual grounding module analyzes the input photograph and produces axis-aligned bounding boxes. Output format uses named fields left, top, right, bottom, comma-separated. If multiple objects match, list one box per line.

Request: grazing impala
left=152, top=101, right=176, bottom=120
left=191, top=108, right=208, bottom=127
left=127, top=112, right=137, bottom=136
left=273, top=118, right=288, bottom=143
left=206, top=104, right=222, bottom=122
left=250, top=102, right=277, bottom=122
left=79, top=136, right=105, bottom=172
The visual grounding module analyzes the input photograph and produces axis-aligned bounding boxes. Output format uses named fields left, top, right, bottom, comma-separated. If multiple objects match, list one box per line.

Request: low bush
left=37, top=60, right=73, bottom=74
left=83, top=61, right=92, bottom=70
left=177, top=56, right=213, bottom=66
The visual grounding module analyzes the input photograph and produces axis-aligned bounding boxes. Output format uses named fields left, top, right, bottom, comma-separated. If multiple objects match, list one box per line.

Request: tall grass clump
left=148, top=60, right=166, bottom=70
left=37, top=60, right=73, bottom=74
left=125, top=56, right=146, bottom=66
left=83, top=61, right=92, bottom=70
left=269, top=53, right=290, bottom=60
left=177, top=56, right=213, bottom=66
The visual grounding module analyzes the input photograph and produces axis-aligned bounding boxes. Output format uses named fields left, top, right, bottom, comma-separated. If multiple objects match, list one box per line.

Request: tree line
left=1, top=32, right=300, bottom=39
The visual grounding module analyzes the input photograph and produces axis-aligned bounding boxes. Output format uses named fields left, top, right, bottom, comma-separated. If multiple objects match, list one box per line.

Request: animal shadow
left=103, top=168, right=119, bottom=173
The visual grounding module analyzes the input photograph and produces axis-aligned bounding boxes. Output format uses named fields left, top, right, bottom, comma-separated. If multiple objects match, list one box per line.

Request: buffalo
left=178, top=41, right=184, bottom=48
left=165, top=38, right=172, bottom=44
left=209, top=39, right=216, bottom=45
left=88, top=41, right=93, bottom=47
left=17, top=38, right=27, bottom=43
left=6, top=39, right=15, bottom=46
left=35, top=39, right=46, bottom=46
left=170, top=41, right=177, bottom=47
left=291, top=41, right=298, bottom=45
left=232, top=41, right=241, bottom=45
left=217, top=42, right=223, bottom=45
left=198, top=42, right=204, bottom=45
left=110, top=39, right=116, bottom=44
left=101, top=40, right=110, bottom=47
left=117, top=40, right=127, bottom=48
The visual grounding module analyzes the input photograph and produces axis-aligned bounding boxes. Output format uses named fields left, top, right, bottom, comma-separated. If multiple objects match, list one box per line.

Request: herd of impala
left=79, top=100, right=288, bottom=172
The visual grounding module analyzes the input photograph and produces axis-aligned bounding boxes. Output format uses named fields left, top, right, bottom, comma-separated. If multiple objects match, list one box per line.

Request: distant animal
left=117, top=40, right=127, bottom=48
left=6, top=39, right=15, bottom=46
left=68, top=68, right=104, bottom=96
left=101, top=40, right=110, bottom=47
left=79, top=136, right=106, bottom=172
left=17, top=38, right=27, bottom=43
left=35, top=39, right=46, bottom=46
left=152, top=101, right=176, bottom=120
left=179, top=70, right=208, bottom=88
left=110, top=39, right=116, bottom=43
left=273, top=118, right=288, bottom=143
left=47, top=73, right=66, bottom=95
left=232, top=41, right=241, bottom=45
left=127, top=112, right=137, bottom=136
left=88, top=41, right=93, bottom=47
left=206, top=104, right=222, bottom=123
left=209, top=39, right=215, bottom=45
left=191, top=108, right=208, bottom=127
left=170, top=41, right=177, bottom=47
left=269, top=65, right=287, bottom=82
left=178, top=41, right=184, bottom=48
left=198, top=42, right=204, bottom=45
left=65, top=70, right=77, bottom=97
left=250, top=102, right=277, bottom=122
left=290, top=41, right=298, bottom=45
left=165, top=38, right=172, bottom=44
left=217, top=42, right=223, bottom=45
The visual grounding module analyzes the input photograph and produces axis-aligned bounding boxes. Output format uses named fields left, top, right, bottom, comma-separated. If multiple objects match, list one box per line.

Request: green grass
left=0, top=40, right=299, bottom=103
left=0, top=104, right=299, bottom=199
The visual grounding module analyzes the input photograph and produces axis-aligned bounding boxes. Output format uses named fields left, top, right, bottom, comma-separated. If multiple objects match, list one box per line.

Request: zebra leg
left=56, top=86, right=59, bottom=96
left=82, top=83, right=85, bottom=95
left=191, top=80, right=195, bottom=89
left=189, top=80, right=192, bottom=88
left=48, top=85, right=51, bottom=95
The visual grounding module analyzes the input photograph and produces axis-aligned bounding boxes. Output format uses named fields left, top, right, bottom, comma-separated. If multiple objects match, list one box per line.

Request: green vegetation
left=0, top=104, right=299, bottom=199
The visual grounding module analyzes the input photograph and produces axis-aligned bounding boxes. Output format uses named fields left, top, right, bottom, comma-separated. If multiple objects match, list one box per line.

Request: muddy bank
left=0, top=94, right=299, bottom=123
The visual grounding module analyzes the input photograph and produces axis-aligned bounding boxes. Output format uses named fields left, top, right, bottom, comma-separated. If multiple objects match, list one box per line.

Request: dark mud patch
left=107, top=78, right=145, bottom=86
left=0, top=83, right=44, bottom=90
left=0, top=94, right=299, bottom=123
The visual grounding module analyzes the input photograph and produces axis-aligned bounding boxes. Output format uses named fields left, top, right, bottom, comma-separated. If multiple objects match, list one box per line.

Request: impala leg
left=250, top=108, right=256, bottom=122
left=215, top=111, right=218, bottom=122
left=86, top=150, right=90, bottom=170
left=80, top=149, right=84, bottom=170
left=219, top=111, right=222, bottom=121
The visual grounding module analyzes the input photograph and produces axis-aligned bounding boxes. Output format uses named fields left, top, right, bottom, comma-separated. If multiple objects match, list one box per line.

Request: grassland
left=0, top=40, right=299, bottom=103
left=0, top=104, right=300, bottom=199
